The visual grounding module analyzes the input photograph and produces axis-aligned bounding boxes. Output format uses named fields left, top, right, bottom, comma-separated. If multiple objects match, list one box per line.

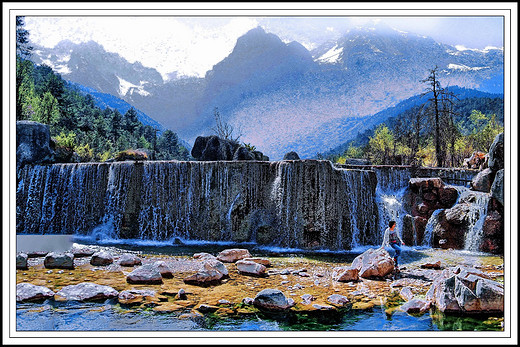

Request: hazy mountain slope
left=30, top=25, right=504, bottom=160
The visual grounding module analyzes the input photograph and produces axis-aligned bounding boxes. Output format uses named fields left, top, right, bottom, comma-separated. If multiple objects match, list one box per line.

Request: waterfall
left=371, top=167, right=412, bottom=246
left=17, top=160, right=382, bottom=251
left=421, top=209, right=442, bottom=247
left=461, top=190, right=490, bottom=252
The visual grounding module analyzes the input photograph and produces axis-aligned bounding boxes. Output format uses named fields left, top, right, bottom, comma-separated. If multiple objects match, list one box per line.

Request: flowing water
left=16, top=161, right=500, bottom=333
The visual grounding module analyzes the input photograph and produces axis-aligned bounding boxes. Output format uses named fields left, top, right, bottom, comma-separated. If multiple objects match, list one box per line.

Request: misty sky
left=24, top=16, right=504, bottom=80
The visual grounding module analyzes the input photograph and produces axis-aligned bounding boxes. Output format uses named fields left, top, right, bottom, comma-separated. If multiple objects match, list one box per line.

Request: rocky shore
left=16, top=245, right=504, bottom=329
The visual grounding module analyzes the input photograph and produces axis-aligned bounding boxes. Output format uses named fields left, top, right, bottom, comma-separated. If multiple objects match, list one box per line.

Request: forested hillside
left=16, top=17, right=189, bottom=163
left=322, top=82, right=504, bottom=167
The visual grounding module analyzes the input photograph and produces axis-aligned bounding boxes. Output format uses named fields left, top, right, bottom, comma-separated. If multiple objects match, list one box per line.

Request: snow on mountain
left=116, top=76, right=151, bottom=97
left=316, top=45, right=343, bottom=64
left=29, top=25, right=504, bottom=160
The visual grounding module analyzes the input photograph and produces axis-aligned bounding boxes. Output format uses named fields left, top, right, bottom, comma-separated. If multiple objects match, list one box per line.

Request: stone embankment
left=16, top=246, right=504, bottom=325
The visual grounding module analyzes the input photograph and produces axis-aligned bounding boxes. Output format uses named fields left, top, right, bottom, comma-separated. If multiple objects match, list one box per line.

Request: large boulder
left=44, top=252, right=74, bottom=270
left=183, top=270, right=223, bottom=287
left=283, top=151, right=300, bottom=160
left=233, top=146, right=255, bottom=161
left=16, top=121, right=54, bottom=169
left=55, top=282, right=118, bottom=302
left=351, top=248, right=394, bottom=279
left=216, top=248, right=251, bottom=263
left=488, top=132, right=504, bottom=171
left=153, top=261, right=174, bottom=278
left=236, top=260, right=267, bottom=277
left=191, top=135, right=238, bottom=161
left=90, top=251, right=114, bottom=266
left=16, top=283, right=55, bottom=302
left=253, top=289, right=293, bottom=311
left=425, top=266, right=503, bottom=314
left=470, top=168, right=495, bottom=192
left=126, top=264, right=164, bottom=284
left=201, top=258, right=229, bottom=277
left=490, top=169, right=504, bottom=206
left=16, top=253, right=28, bottom=270
left=332, top=266, right=359, bottom=282
left=118, top=253, right=142, bottom=267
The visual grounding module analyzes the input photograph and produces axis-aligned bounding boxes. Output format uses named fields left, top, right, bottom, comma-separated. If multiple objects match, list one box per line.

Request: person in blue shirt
left=380, top=220, right=405, bottom=269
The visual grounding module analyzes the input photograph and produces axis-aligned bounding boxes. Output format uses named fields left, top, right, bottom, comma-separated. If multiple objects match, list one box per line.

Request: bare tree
left=421, top=66, right=444, bottom=167
left=211, top=107, right=242, bottom=143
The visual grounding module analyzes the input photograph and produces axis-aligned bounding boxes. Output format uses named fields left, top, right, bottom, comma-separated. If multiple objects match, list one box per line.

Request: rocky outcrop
left=253, top=289, right=293, bottom=311
left=191, top=135, right=267, bottom=161
left=44, top=252, right=74, bottom=270
left=404, top=177, right=459, bottom=245
left=470, top=168, right=495, bottom=192
left=490, top=169, right=504, bottom=206
left=350, top=248, right=394, bottom=279
left=16, top=121, right=54, bottom=170
left=216, top=248, right=251, bottom=263
left=425, top=266, right=503, bottom=314
left=16, top=283, right=55, bottom=302
left=488, top=132, right=504, bottom=171
left=283, top=151, right=300, bottom=160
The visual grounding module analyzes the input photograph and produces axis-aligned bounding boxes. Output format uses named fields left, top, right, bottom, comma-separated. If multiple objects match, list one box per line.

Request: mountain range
left=30, top=24, right=504, bottom=160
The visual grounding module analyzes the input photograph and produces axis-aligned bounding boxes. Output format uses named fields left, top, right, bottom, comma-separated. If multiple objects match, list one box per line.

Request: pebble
left=281, top=281, right=289, bottom=285
left=46, top=270, right=53, bottom=274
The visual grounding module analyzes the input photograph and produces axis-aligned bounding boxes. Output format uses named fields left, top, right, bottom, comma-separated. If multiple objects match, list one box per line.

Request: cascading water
left=17, top=160, right=380, bottom=251
left=372, top=167, right=412, bottom=246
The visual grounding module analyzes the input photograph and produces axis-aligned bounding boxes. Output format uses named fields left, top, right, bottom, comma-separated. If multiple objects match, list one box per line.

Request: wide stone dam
left=16, top=160, right=480, bottom=251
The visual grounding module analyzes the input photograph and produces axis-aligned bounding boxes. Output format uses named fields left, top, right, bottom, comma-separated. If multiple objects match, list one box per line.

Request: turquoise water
left=17, top=300, right=501, bottom=332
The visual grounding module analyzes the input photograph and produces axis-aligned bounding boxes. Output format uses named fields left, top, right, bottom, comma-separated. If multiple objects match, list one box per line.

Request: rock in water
left=236, top=260, right=267, bottom=277
left=351, top=248, right=394, bottom=279
left=216, top=248, right=251, bottom=263
left=118, top=253, right=142, bottom=267
left=44, top=252, right=74, bottom=270
left=126, top=264, right=164, bottom=284
left=55, top=282, right=118, bottom=302
left=118, top=289, right=157, bottom=305
left=425, top=266, right=504, bottom=314
left=253, top=289, right=293, bottom=311
left=90, top=251, right=114, bottom=266
left=153, top=261, right=174, bottom=278
left=326, top=294, right=350, bottom=307
left=16, top=253, right=28, bottom=270
left=183, top=270, right=223, bottom=287
left=201, top=258, right=229, bottom=277
left=16, top=283, right=55, bottom=302
left=332, top=267, right=359, bottom=282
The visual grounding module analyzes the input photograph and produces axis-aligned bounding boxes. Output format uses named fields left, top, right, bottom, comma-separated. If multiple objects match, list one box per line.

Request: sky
left=24, top=16, right=504, bottom=81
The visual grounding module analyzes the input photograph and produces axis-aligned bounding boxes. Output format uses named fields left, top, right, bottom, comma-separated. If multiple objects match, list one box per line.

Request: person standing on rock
left=380, top=220, right=405, bottom=270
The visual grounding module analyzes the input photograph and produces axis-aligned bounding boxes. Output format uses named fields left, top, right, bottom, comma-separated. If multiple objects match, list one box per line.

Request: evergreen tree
left=16, top=16, right=32, bottom=59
